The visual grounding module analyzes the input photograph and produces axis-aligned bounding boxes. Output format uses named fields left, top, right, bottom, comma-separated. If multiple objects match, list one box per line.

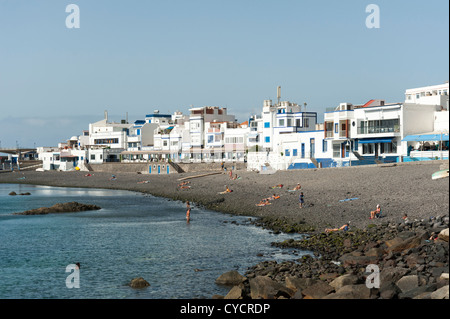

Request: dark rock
left=285, top=276, right=317, bottom=291
left=387, top=235, right=424, bottom=253
left=8, top=192, right=17, bottom=196
left=380, top=267, right=410, bottom=283
left=396, top=275, right=419, bottom=293
left=249, top=276, right=293, bottom=299
left=379, top=282, right=401, bottom=299
left=224, top=284, right=246, bottom=299
left=338, top=254, right=379, bottom=267
left=302, top=281, right=334, bottom=299
left=323, top=284, right=373, bottom=299
left=399, top=284, right=437, bottom=299
left=13, top=202, right=101, bottom=215
left=215, top=270, right=247, bottom=286
left=129, top=277, right=150, bottom=289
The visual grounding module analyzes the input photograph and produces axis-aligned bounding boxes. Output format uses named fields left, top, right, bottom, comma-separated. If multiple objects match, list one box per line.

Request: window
left=296, top=119, right=301, bottom=127
left=335, top=123, right=339, bottom=133
left=285, top=149, right=290, bottom=156
left=293, top=149, right=298, bottom=156
left=91, top=154, right=95, bottom=160
left=264, top=122, right=270, bottom=128
left=333, top=143, right=340, bottom=158
left=322, top=140, right=328, bottom=153
left=287, top=119, right=292, bottom=127
left=265, top=136, right=270, bottom=143
left=304, top=118, right=309, bottom=128
left=163, top=141, right=168, bottom=147
left=279, top=119, right=285, bottom=126
left=208, top=135, right=214, bottom=143
left=94, top=138, right=118, bottom=144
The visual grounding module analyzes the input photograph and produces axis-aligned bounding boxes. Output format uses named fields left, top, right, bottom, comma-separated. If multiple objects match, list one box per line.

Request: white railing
left=410, top=150, right=449, bottom=159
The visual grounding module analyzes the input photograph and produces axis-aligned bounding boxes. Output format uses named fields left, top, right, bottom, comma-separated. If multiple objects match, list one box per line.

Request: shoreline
left=1, top=160, right=448, bottom=232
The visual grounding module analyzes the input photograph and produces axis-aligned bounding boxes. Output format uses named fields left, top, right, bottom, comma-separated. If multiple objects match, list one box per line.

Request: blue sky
left=0, top=0, right=448, bottom=148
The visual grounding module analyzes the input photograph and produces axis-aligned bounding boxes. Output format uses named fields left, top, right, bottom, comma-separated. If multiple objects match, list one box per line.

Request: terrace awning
left=402, top=133, right=449, bottom=142
left=358, top=137, right=394, bottom=144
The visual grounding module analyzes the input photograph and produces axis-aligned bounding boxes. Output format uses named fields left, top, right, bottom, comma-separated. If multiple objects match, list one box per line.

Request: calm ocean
left=0, top=183, right=307, bottom=299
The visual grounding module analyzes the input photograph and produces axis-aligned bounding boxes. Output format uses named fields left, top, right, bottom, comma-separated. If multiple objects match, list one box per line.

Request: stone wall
left=89, top=162, right=246, bottom=174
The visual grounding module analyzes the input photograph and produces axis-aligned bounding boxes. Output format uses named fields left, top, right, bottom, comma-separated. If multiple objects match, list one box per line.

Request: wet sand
left=1, top=160, right=448, bottom=232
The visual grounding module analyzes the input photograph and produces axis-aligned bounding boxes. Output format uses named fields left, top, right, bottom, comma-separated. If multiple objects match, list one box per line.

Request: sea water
left=0, top=183, right=308, bottom=299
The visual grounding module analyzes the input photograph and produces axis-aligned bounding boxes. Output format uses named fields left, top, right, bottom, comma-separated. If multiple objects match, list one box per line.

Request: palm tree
left=303, top=102, right=307, bottom=112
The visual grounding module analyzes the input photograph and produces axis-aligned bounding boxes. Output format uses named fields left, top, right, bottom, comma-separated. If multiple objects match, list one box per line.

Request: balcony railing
left=358, top=125, right=400, bottom=135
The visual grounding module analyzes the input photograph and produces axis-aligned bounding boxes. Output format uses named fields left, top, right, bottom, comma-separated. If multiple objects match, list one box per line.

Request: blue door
left=167, top=165, right=170, bottom=174
left=301, top=143, right=305, bottom=158
left=149, top=165, right=152, bottom=174
left=158, top=165, right=161, bottom=174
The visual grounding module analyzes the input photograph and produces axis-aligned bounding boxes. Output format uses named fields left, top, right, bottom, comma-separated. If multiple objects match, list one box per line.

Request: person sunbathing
left=271, top=194, right=280, bottom=200
left=256, top=199, right=271, bottom=206
left=325, top=223, right=350, bottom=233
left=292, top=183, right=301, bottom=191
left=270, top=184, right=283, bottom=189
left=369, top=205, right=381, bottom=219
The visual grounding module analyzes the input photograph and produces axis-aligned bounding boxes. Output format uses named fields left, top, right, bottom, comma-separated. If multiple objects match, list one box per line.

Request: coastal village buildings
left=37, top=82, right=449, bottom=173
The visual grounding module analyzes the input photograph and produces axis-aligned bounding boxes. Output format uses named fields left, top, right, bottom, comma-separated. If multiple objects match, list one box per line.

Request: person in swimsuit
left=369, top=204, right=381, bottom=219
left=325, top=223, right=350, bottom=233
left=299, top=192, right=304, bottom=208
left=186, top=201, right=191, bottom=222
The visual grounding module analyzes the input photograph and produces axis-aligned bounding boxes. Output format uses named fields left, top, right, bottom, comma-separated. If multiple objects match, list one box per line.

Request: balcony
left=358, top=125, right=400, bottom=135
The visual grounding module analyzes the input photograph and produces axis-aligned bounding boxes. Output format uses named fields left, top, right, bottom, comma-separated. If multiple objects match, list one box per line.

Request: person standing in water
left=186, top=201, right=191, bottom=223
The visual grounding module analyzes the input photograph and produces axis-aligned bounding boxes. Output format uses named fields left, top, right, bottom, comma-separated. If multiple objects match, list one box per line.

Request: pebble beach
left=1, top=160, right=448, bottom=231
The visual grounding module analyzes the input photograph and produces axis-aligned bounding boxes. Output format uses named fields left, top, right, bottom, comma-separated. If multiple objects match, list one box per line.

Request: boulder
left=215, top=270, right=247, bottom=286
left=14, top=202, right=101, bottom=215
left=396, top=275, right=419, bottom=293
left=399, top=284, right=437, bottom=299
left=379, top=282, right=401, bottom=299
left=430, top=285, right=449, bottom=299
left=387, top=235, right=424, bottom=253
left=323, top=284, right=373, bottom=299
left=438, top=228, right=449, bottom=242
left=329, top=274, right=361, bottom=290
left=224, top=285, right=245, bottom=299
left=249, top=276, right=294, bottom=299
left=8, top=192, right=17, bottom=196
left=129, top=277, right=150, bottom=289
left=285, top=276, right=317, bottom=292
left=302, top=281, right=334, bottom=299
left=338, top=254, right=379, bottom=267
left=380, top=267, right=409, bottom=284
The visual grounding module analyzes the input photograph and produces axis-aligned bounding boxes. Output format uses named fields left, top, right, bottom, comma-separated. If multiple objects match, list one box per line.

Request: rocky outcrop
left=14, top=202, right=101, bottom=215
left=129, top=277, right=150, bottom=289
left=218, top=215, right=449, bottom=299
left=215, top=270, right=247, bottom=286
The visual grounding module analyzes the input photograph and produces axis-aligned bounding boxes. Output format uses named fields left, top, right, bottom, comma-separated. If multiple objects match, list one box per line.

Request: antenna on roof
left=277, top=86, right=281, bottom=105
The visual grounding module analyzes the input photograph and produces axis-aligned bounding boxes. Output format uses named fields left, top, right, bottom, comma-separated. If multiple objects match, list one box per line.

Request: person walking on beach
left=186, top=201, right=191, bottom=223
left=299, top=192, right=304, bottom=208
